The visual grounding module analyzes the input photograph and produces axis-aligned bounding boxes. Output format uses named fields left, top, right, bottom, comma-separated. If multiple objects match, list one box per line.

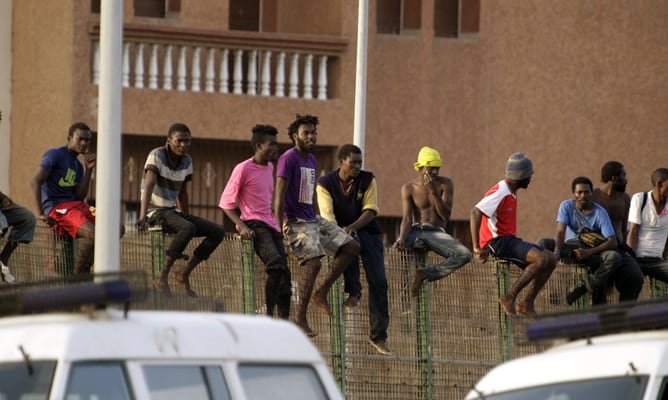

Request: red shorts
left=49, top=201, right=95, bottom=238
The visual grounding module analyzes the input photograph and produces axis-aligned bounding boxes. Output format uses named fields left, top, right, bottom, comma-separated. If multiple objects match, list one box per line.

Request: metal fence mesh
left=1, top=225, right=664, bottom=399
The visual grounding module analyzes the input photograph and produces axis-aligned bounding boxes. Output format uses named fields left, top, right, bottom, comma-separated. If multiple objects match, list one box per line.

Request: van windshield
left=471, top=376, right=648, bottom=400
left=238, top=364, right=329, bottom=400
left=0, top=361, right=56, bottom=400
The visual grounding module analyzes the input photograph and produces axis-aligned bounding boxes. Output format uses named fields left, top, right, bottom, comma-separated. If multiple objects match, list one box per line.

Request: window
left=376, top=0, right=421, bottom=35
left=238, top=364, right=328, bottom=400
left=143, top=365, right=231, bottom=400
left=66, top=362, right=132, bottom=400
left=0, top=361, right=56, bottom=400
left=228, top=0, right=277, bottom=32
left=471, top=376, right=648, bottom=400
left=434, top=0, right=480, bottom=38
left=133, top=0, right=180, bottom=18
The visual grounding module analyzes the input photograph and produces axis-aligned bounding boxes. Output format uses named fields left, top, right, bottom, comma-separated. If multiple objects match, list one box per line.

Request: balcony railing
left=90, top=24, right=348, bottom=100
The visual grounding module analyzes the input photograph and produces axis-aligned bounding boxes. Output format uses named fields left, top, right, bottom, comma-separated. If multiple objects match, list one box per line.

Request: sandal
left=175, top=272, right=198, bottom=297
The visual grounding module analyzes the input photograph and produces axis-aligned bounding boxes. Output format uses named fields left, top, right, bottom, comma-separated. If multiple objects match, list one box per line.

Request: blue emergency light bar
left=0, top=280, right=131, bottom=316
left=527, top=300, right=668, bottom=341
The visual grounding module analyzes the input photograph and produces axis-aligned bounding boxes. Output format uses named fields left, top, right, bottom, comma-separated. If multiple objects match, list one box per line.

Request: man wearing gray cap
left=470, top=152, right=557, bottom=316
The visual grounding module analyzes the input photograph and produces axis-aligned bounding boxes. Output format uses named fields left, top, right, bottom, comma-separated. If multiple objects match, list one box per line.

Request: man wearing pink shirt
left=219, top=124, right=291, bottom=319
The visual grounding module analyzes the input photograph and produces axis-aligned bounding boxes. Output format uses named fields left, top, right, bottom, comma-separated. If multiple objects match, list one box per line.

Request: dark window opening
left=377, top=0, right=421, bottom=35
left=434, top=0, right=480, bottom=38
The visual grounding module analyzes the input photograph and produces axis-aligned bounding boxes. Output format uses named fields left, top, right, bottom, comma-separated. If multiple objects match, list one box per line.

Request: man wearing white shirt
left=627, top=168, right=668, bottom=283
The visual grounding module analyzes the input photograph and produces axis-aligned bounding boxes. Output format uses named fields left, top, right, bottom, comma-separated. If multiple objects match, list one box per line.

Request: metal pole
left=95, top=0, right=123, bottom=276
left=353, top=0, right=369, bottom=166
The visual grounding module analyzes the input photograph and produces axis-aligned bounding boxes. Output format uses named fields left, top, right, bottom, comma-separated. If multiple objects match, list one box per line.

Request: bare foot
left=311, top=293, right=334, bottom=317
left=498, top=296, right=516, bottom=316
left=153, top=278, right=172, bottom=297
left=411, top=270, right=427, bottom=297
left=175, top=272, right=198, bottom=297
left=515, top=302, right=537, bottom=316
left=295, top=320, right=317, bottom=337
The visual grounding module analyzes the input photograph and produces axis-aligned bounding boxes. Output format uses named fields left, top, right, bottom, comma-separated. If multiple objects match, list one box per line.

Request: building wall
left=8, top=0, right=668, bottom=245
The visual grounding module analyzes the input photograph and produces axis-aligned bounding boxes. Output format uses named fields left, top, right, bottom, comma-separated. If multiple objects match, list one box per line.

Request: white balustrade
left=205, top=48, right=215, bottom=93
left=134, top=43, right=144, bottom=88
left=148, top=44, right=158, bottom=89
left=92, top=39, right=335, bottom=100
left=219, top=48, right=229, bottom=94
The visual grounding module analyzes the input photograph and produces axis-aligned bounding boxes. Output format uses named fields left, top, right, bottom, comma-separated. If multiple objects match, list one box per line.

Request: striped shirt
left=143, top=146, right=193, bottom=209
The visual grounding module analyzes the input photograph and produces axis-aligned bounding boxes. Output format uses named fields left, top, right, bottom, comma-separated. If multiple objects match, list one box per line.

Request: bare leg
left=154, top=255, right=177, bottom=296
left=515, top=249, right=557, bottom=315
left=312, top=241, right=359, bottom=316
left=295, top=258, right=321, bottom=337
left=74, top=222, right=95, bottom=274
left=175, top=255, right=202, bottom=297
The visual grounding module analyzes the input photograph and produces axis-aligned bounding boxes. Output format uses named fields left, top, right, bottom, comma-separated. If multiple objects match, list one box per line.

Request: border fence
left=1, top=225, right=665, bottom=399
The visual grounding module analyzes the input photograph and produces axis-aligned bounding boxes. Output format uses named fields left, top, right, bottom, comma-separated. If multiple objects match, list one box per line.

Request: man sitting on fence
left=627, top=168, right=668, bottom=287
left=0, top=190, right=36, bottom=283
left=30, top=122, right=99, bottom=275
left=471, top=152, right=557, bottom=316
left=395, top=146, right=472, bottom=297
left=137, top=123, right=225, bottom=297
left=219, top=124, right=292, bottom=319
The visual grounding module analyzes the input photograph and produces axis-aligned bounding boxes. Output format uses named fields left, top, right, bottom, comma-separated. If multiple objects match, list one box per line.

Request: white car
left=0, top=279, right=343, bottom=400
left=466, top=302, right=668, bottom=400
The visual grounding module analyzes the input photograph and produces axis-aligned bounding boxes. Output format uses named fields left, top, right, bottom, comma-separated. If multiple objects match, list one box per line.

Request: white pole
left=353, top=0, right=369, bottom=166
left=95, top=0, right=123, bottom=277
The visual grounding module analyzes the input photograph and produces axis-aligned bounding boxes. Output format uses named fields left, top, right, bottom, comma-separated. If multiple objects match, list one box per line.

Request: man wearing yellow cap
left=395, top=146, right=472, bottom=296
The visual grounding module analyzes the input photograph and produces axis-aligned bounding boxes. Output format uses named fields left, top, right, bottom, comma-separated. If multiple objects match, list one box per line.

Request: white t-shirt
left=628, top=191, right=668, bottom=258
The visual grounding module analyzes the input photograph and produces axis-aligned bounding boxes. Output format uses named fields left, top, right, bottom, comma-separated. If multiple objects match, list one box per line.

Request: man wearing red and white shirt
left=470, top=152, right=557, bottom=317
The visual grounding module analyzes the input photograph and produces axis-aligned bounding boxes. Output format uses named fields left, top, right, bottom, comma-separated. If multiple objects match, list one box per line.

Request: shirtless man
left=590, top=161, right=643, bottom=304
left=395, top=146, right=472, bottom=296
left=470, top=152, right=557, bottom=316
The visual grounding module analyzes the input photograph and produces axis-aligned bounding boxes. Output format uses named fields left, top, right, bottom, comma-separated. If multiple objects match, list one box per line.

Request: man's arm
left=74, top=153, right=96, bottom=201
left=177, top=181, right=190, bottom=215
left=30, top=167, right=51, bottom=224
left=223, top=208, right=253, bottom=239
left=315, top=185, right=337, bottom=223
left=430, top=178, right=453, bottom=221
left=469, top=206, right=488, bottom=262
left=553, top=222, right=567, bottom=258
left=273, top=177, right=288, bottom=229
left=136, top=169, right=157, bottom=230
left=627, top=222, right=640, bottom=254
left=395, top=183, right=414, bottom=250
left=346, top=177, right=379, bottom=235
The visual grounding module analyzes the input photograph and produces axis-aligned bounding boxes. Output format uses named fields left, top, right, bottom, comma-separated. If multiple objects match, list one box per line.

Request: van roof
left=0, top=309, right=323, bottom=363
left=471, top=329, right=668, bottom=396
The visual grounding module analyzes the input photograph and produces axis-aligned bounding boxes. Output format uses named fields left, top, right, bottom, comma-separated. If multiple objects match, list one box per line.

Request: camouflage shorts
left=283, top=216, right=353, bottom=264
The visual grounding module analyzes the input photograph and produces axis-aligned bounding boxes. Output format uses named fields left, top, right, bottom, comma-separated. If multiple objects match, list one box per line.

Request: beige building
left=3, top=0, right=667, bottom=246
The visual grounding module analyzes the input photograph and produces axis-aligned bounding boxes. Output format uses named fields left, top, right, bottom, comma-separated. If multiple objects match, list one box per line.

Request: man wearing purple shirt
left=220, top=124, right=291, bottom=319
left=274, top=114, right=359, bottom=337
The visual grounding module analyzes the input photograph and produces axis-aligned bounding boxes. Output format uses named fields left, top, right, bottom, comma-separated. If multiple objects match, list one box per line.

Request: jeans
left=405, top=224, right=472, bottom=282
left=0, top=205, right=36, bottom=243
left=538, top=238, right=642, bottom=304
left=347, top=231, right=389, bottom=341
left=149, top=209, right=224, bottom=260
left=637, top=257, right=668, bottom=284
left=246, top=220, right=291, bottom=318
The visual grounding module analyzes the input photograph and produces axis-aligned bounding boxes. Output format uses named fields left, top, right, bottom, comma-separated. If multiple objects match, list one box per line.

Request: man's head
left=601, top=161, right=627, bottom=193
left=166, top=123, right=192, bottom=158
left=338, top=144, right=363, bottom=179
left=651, top=168, right=668, bottom=198
left=287, top=114, right=318, bottom=153
left=505, top=152, right=533, bottom=188
left=66, top=122, right=92, bottom=155
left=571, top=176, right=594, bottom=209
left=251, top=124, right=279, bottom=163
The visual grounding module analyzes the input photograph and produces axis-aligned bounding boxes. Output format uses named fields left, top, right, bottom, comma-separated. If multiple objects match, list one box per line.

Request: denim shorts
left=486, top=236, right=543, bottom=269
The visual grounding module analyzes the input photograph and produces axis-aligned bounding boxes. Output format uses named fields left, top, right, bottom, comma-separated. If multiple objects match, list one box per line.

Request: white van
left=0, top=280, right=343, bottom=400
left=466, top=302, right=668, bottom=400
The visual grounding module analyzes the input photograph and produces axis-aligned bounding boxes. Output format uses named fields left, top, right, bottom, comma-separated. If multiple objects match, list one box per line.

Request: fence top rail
left=89, top=23, right=349, bottom=55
